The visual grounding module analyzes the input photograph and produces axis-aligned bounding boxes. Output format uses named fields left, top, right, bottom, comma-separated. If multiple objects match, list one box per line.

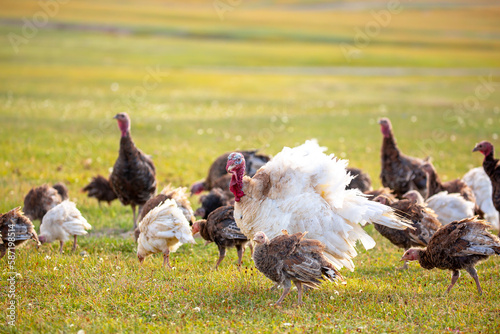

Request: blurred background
left=1, top=0, right=499, bottom=215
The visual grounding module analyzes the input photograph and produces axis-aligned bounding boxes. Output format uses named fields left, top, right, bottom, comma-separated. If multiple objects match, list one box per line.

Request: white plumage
left=40, top=200, right=92, bottom=252
left=227, top=140, right=411, bottom=271
left=137, top=199, right=195, bottom=268
left=160, top=186, right=195, bottom=224
left=425, top=191, right=475, bottom=225
left=463, top=167, right=499, bottom=230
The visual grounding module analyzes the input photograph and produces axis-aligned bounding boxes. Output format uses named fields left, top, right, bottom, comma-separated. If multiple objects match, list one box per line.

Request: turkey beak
left=472, top=145, right=480, bottom=152
left=113, top=114, right=118, bottom=119
left=377, top=119, right=382, bottom=124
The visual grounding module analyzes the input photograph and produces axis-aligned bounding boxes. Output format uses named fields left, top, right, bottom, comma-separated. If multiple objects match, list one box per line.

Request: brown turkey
left=378, top=118, right=428, bottom=198
left=364, top=187, right=397, bottom=202
left=253, top=230, right=343, bottom=305
left=421, top=161, right=481, bottom=217
left=194, top=188, right=233, bottom=219
left=346, top=167, right=372, bottom=192
left=52, top=183, right=69, bottom=200
left=1, top=207, right=40, bottom=259
left=421, top=162, right=476, bottom=202
left=374, top=195, right=441, bottom=269
left=23, top=183, right=68, bottom=222
left=191, top=205, right=251, bottom=269
left=110, top=112, right=156, bottom=229
left=473, top=141, right=500, bottom=235
left=402, top=217, right=500, bottom=295
left=190, top=150, right=271, bottom=195
left=82, top=174, right=117, bottom=207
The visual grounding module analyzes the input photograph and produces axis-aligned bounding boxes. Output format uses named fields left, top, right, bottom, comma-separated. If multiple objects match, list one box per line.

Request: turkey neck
left=416, top=249, right=435, bottom=270
left=425, top=169, right=443, bottom=198
left=198, top=221, right=212, bottom=242
left=119, top=134, right=138, bottom=161
left=229, top=167, right=245, bottom=202
left=482, top=149, right=497, bottom=177
left=381, top=128, right=400, bottom=158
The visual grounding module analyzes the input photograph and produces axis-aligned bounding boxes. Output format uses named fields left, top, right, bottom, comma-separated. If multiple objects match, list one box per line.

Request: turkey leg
left=275, top=281, right=292, bottom=305
left=466, top=266, right=482, bottom=295
left=215, top=245, right=227, bottom=269
left=235, top=244, right=244, bottom=269
left=0, top=246, right=6, bottom=259
left=295, top=281, right=304, bottom=305
left=131, top=204, right=137, bottom=230
left=163, top=249, right=172, bottom=269
left=59, top=240, right=64, bottom=253
left=248, top=242, right=254, bottom=257
left=446, top=270, right=460, bottom=294
left=72, top=235, right=78, bottom=251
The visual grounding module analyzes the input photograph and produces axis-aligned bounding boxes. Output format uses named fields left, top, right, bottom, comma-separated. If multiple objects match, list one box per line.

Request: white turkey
left=462, top=167, right=499, bottom=231
left=226, top=140, right=411, bottom=271
left=134, top=186, right=195, bottom=242
left=39, top=201, right=92, bottom=253
left=137, top=199, right=195, bottom=269
left=403, top=190, right=475, bottom=226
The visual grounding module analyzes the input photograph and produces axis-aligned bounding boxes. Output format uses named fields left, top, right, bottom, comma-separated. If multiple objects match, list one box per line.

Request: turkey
left=52, top=183, right=69, bottom=201
left=0, top=207, right=39, bottom=259
left=82, top=174, right=117, bottom=207
left=253, top=230, right=343, bottom=305
left=110, top=112, right=156, bottom=229
left=403, top=190, right=474, bottom=225
left=346, top=167, right=372, bottom=192
left=373, top=195, right=441, bottom=269
left=401, top=217, right=500, bottom=295
left=39, top=201, right=92, bottom=253
left=192, top=205, right=251, bottom=269
left=378, top=118, right=428, bottom=198
left=421, top=162, right=479, bottom=216
left=226, top=140, right=412, bottom=271
left=190, top=150, right=271, bottom=195
left=473, top=141, right=500, bottom=235
left=23, top=183, right=68, bottom=222
left=463, top=167, right=499, bottom=231
left=194, top=188, right=233, bottom=219
left=137, top=199, right=195, bottom=268
left=134, top=186, right=195, bottom=241
left=364, top=187, right=397, bottom=202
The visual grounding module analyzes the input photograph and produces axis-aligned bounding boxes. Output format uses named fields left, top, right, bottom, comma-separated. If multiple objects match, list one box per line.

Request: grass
left=0, top=0, right=500, bottom=332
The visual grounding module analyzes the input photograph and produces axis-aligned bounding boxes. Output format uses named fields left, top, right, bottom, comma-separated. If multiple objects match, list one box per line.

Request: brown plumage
left=473, top=141, right=500, bottom=234
left=110, top=112, right=156, bottom=229
left=421, top=161, right=481, bottom=217
left=194, top=188, right=233, bottom=219
left=253, top=230, right=342, bottom=305
left=401, top=217, right=500, bottom=295
left=421, top=162, right=476, bottom=202
left=379, top=118, right=428, bottom=198
left=192, top=205, right=251, bottom=269
left=23, top=183, right=67, bottom=222
left=374, top=195, right=441, bottom=268
left=0, top=207, right=39, bottom=259
left=346, top=167, right=372, bottom=192
left=364, top=187, right=397, bottom=202
left=52, top=183, right=69, bottom=201
left=190, top=150, right=271, bottom=195
left=82, top=175, right=117, bottom=207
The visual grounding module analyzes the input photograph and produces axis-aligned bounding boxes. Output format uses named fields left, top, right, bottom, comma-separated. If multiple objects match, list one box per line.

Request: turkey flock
left=2, top=114, right=500, bottom=306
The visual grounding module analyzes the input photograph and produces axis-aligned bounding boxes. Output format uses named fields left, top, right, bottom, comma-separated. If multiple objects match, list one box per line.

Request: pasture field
left=0, top=0, right=500, bottom=332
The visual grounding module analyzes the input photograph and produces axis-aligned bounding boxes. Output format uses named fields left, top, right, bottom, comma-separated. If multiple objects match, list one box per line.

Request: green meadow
left=0, top=0, right=499, bottom=332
